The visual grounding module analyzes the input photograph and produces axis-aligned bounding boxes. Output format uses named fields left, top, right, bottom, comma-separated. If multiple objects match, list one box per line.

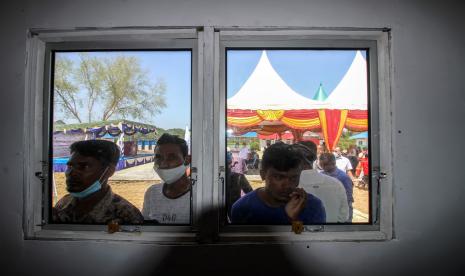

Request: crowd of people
left=52, top=134, right=369, bottom=227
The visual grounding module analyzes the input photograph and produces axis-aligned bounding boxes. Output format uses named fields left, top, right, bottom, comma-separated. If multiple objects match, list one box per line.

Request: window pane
left=226, top=49, right=370, bottom=225
left=51, top=51, right=192, bottom=225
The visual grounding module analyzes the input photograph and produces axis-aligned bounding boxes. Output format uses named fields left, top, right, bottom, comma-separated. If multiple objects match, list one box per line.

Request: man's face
left=65, top=152, right=107, bottom=193
left=319, top=158, right=336, bottom=173
left=154, top=143, right=185, bottom=169
left=261, top=166, right=302, bottom=203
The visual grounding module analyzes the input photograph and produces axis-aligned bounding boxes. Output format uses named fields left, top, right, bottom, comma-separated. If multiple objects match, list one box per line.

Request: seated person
left=142, top=133, right=191, bottom=224
left=226, top=151, right=253, bottom=220
left=295, top=141, right=349, bottom=223
left=319, top=153, right=354, bottom=222
left=230, top=142, right=326, bottom=225
left=53, top=140, right=143, bottom=224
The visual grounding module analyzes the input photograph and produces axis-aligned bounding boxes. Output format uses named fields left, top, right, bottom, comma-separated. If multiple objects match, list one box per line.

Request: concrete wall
left=1, top=1, right=464, bottom=275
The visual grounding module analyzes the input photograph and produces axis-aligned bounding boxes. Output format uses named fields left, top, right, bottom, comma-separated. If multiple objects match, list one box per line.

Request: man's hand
left=285, top=188, right=307, bottom=221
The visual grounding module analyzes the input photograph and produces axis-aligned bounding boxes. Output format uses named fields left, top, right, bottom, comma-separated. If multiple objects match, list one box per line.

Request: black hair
left=157, top=133, right=188, bottom=157
left=261, top=142, right=302, bottom=172
left=319, top=152, right=336, bottom=164
left=296, top=141, right=317, bottom=163
left=70, top=139, right=120, bottom=167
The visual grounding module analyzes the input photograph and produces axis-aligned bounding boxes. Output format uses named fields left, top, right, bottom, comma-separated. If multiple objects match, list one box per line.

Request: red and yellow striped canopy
left=227, top=108, right=368, bottom=150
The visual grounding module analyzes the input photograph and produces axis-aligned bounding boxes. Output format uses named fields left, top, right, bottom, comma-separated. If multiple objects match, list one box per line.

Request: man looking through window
left=53, top=140, right=143, bottom=224
left=142, top=133, right=191, bottom=224
left=231, top=142, right=325, bottom=225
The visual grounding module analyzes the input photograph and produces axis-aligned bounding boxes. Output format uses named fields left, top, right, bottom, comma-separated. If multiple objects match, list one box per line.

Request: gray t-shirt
left=142, top=183, right=191, bottom=224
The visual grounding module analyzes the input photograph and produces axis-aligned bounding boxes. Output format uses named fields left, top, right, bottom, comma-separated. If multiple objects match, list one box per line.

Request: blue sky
left=54, top=49, right=366, bottom=129
left=227, top=50, right=366, bottom=99
left=54, top=51, right=191, bottom=130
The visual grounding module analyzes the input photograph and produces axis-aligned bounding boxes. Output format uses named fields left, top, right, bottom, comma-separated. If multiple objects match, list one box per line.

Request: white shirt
left=142, top=183, right=191, bottom=224
left=299, top=169, right=349, bottom=223
left=335, top=155, right=353, bottom=172
left=238, top=146, right=250, bottom=160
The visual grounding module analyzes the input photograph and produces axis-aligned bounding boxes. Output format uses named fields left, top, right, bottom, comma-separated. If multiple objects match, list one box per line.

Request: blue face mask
left=69, top=167, right=109, bottom=199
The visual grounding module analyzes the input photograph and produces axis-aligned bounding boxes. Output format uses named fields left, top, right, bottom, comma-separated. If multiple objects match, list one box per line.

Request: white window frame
left=23, top=27, right=393, bottom=244
left=213, top=28, right=393, bottom=242
left=24, top=28, right=207, bottom=243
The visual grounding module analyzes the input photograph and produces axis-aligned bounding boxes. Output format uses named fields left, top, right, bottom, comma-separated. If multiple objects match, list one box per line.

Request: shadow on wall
left=122, top=207, right=322, bottom=276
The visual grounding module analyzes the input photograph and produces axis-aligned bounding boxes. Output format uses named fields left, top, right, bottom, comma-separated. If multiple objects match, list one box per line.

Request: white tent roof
left=227, top=51, right=329, bottom=110
left=326, top=51, right=368, bottom=110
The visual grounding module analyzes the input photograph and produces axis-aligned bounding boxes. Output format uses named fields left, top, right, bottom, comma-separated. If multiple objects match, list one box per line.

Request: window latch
left=190, top=167, right=198, bottom=186
left=35, top=171, right=46, bottom=183
left=378, top=171, right=387, bottom=179
left=304, top=225, right=325, bottom=232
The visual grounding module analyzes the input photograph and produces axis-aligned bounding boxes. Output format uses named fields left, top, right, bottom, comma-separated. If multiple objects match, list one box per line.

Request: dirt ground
left=53, top=173, right=369, bottom=217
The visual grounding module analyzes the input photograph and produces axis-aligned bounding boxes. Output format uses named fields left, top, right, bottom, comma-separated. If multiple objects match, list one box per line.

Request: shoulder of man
left=230, top=190, right=258, bottom=223
left=112, top=193, right=144, bottom=224
left=320, top=172, right=344, bottom=184
left=144, top=183, right=163, bottom=196
left=54, top=194, right=73, bottom=210
left=307, top=193, right=326, bottom=218
left=232, top=189, right=256, bottom=208
left=306, top=193, right=323, bottom=205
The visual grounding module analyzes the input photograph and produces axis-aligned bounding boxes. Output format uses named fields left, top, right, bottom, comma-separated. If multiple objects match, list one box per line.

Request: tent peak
left=312, top=82, right=328, bottom=101
left=228, top=50, right=329, bottom=110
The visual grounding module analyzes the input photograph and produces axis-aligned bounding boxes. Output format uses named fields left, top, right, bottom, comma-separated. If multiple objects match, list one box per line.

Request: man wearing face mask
left=53, top=140, right=144, bottom=224
left=142, top=133, right=191, bottom=224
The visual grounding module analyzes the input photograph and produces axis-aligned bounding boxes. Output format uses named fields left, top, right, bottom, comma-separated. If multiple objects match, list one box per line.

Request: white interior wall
left=1, top=1, right=464, bottom=275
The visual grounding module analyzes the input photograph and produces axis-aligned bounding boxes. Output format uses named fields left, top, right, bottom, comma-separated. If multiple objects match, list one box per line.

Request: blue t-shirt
left=230, top=189, right=326, bottom=225
left=322, top=168, right=354, bottom=203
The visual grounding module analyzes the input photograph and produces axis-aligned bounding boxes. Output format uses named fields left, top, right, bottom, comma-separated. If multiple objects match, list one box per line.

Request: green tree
left=54, top=57, right=82, bottom=122
left=76, top=53, right=105, bottom=123
left=101, top=56, right=166, bottom=121
left=249, top=139, right=260, bottom=151
left=54, top=54, right=167, bottom=123
left=337, top=130, right=356, bottom=150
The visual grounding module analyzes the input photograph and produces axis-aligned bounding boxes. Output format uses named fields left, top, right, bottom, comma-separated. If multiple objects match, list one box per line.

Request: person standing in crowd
left=333, top=147, right=355, bottom=180
left=319, top=152, right=354, bottom=222
left=225, top=151, right=253, bottom=221
left=53, top=140, right=144, bottom=224
left=142, top=133, right=192, bottom=224
left=231, top=142, right=325, bottom=225
left=347, top=145, right=360, bottom=176
left=357, top=152, right=370, bottom=189
left=296, top=141, right=349, bottom=223
left=238, top=142, right=250, bottom=174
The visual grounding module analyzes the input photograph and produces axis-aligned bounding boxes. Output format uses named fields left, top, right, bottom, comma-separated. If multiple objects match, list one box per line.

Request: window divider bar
left=196, top=26, right=219, bottom=242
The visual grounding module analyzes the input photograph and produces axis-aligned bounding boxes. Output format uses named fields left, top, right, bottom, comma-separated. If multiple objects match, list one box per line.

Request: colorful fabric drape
left=345, top=110, right=368, bottom=131
left=228, top=109, right=321, bottom=130
left=228, top=108, right=368, bottom=151
left=318, top=109, right=348, bottom=151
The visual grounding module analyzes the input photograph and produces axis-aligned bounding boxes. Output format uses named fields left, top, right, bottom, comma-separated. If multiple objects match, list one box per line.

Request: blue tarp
left=228, top=132, right=257, bottom=138
left=349, top=131, right=368, bottom=139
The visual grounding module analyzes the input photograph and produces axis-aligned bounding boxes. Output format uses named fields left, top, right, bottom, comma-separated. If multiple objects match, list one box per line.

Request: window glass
left=51, top=50, right=192, bottom=225
left=226, top=49, right=370, bottom=225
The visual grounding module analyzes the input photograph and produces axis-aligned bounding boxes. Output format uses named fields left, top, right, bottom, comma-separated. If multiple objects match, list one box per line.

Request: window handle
left=379, top=172, right=387, bottom=179
left=190, top=166, right=198, bottom=186
left=35, top=171, right=45, bottom=182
